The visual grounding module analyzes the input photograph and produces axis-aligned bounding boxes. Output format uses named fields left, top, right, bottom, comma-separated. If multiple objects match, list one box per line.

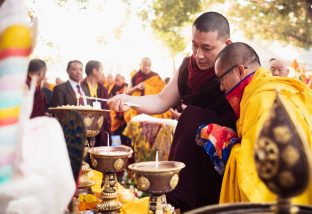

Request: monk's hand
left=170, top=104, right=187, bottom=120
left=108, top=94, right=130, bottom=112
left=136, top=82, right=145, bottom=90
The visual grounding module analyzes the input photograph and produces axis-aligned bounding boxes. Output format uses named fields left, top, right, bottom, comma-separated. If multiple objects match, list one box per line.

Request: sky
left=26, top=0, right=178, bottom=83
left=26, top=0, right=312, bottom=83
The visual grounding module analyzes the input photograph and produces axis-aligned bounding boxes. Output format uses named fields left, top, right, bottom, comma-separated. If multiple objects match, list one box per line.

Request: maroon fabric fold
left=131, top=70, right=158, bottom=86
left=26, top=75, right=47, bottom=118
left=187, top=55, right=216, bottom=93
left=167, top=57, right=237, bottom=212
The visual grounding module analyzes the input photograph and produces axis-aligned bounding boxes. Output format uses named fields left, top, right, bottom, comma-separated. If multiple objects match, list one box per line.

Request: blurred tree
left=138, top=0, right=311, bottom=66
left=53, top=0, right=89, bottom=7
left=138, top=0, right=205, bottom=72
left=227, top=0, right=312, bottom=49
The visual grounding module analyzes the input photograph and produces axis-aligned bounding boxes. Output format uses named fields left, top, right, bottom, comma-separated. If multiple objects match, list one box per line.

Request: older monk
left=214, top=42, right=312, bottom=204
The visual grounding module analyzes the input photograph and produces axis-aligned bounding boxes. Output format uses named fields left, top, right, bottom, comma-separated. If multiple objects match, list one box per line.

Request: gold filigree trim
left=137, top=176, right=150, bottom=191
left=169, top=174, right=179, bottom=189
left=91, top=157, right=97, bottom=168
left=97, top=116, right=104, bottom=129
left=86, top=130, right=100, bottom=137
left=255, top=137, right=279, bottom=179
left=113, top=159, right=124, bottom=171
left=282, top=145, right=299, bottom=167
left=81, top=162, right=92, bottom=173
left=84, top=117, right=94, bottom=127
left=273, top=126, right=291, bottom=143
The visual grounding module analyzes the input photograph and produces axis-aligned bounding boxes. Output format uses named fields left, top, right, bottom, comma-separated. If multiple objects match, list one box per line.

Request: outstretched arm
left=108, top=70, right=180, bottom=115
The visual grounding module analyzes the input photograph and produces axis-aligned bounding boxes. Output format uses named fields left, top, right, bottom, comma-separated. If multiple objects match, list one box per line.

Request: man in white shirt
left=52, top=60, right=91, bottom=107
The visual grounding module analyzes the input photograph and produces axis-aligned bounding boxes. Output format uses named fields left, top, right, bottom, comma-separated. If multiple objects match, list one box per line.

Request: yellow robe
left=220, top=67, right=312, bottom=205
left=109, top=84, right=127, bottom=133
left=124, top=75, right=171, bottom=123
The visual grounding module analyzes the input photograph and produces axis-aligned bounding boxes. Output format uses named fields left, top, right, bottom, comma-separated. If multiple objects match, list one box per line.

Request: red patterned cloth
left=196, top=123, right=239, bottom=175
left=225, top=72, right=255, bottom=117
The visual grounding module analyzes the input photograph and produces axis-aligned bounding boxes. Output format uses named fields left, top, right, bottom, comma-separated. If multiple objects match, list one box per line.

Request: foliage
left=226, top=0, right=312, bottom=49
left=138, top=0, right=204, bottom=57
left=53, top=0, right=89, bottom=7
left=139, top=0, right=312, bottom=52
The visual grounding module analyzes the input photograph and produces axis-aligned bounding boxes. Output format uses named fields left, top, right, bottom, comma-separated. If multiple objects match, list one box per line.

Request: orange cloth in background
left=124, top=75, right=171, bottom=123
left=109, top=84, right=127, bottom=133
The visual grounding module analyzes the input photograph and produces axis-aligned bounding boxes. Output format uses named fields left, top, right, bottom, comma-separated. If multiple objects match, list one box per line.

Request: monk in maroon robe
left=81, top=60, right=111, bottom=147
left=166, top=56, right=236, bottom=211
left=26, top=59, right=48, bottom=118
left=108, top=12, right=237, bottom=212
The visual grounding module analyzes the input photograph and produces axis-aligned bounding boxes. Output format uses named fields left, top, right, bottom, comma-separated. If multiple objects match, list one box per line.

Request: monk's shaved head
left=193, top=12, right=230, bottom=41
left=216, top=42, right=261, bottom=71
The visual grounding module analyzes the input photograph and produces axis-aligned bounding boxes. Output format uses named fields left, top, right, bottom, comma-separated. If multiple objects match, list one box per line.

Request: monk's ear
left=225, top=39, right=232, bottom=45
left=237, top=65, right=246, bottom=78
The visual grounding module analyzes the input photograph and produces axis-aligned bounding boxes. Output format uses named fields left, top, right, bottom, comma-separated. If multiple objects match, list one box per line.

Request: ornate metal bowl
left=88, top=145, right=133, bottom=173
left=185, top=203, right=312, bottom=214
left=128, top=161, right=185, bottom=195
left=49, top=106, right=106, bottom=137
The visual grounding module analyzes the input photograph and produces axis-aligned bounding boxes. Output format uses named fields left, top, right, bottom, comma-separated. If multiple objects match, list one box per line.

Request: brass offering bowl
left=128, top=161, right=185, bottom=213
left=49, top=106, right=106, bottom=137
left=89, top=146, right=133, bottom=173
left=128, top=161, right=185, bottom=194
left=88, top=146, right=133, bottom=213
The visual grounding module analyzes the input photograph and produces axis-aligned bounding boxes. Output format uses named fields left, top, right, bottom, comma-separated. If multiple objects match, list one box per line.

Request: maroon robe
left=166, top=57, right=237, bottom=212
left=131, top=70, right=158, bottom=96
left=26, top=76, right=47, bottom=118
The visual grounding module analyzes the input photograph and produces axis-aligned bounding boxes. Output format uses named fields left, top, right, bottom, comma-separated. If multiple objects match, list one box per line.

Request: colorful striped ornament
left=0, top=23, right=32, bottom=184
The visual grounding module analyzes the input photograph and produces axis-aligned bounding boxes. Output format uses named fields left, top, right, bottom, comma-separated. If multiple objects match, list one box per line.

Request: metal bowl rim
left=128, top=161, right=185, bottom=172
left=88, top=146, right=133, bottom=157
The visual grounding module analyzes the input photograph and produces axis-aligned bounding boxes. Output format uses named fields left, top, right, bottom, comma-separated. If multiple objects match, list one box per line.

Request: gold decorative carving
left=113, top=159, right=124, bottom=171
left=137, top=176, right=150, bottom=191
left=255, top=137, right=279, bottom=179
left=273, top=126, right=291, bottom=143
left=282, top=145, right=299, bottom=167
left=279, top=171, right=295, bottom=188
left=86, top=130, right=100, bottom=137
left=169, top=174, right=179, bottom=189
left=84, top=117, right=94, bottom=127
left=91, top=157, right=97, bottom=168
left=97, top=116, right=104, bottom=129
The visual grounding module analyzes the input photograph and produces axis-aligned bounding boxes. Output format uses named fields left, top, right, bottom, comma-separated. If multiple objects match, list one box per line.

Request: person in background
left=51, top=60, right=91, bottom=107
left=81, top=60, right=111, bottom=147
left=108, top=74, right=130, bottom=146
left=42, top=77, right=53, bottom=108
left=55, top=77, right=64, bottom=85
left=26, top=58, right=48, bottom=118
left=108, top=12, right=236, bottom=212
left=269, top=58, right=289, bottom=77
left=214, top=42, right=312, bottom=204
left=124, top=57, right=171, bottom=121
left=105, top=73, right=115, bottom=95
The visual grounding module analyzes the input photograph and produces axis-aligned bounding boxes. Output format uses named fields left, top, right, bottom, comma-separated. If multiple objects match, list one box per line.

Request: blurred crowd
left=27, top=57, right=172, bottom=147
